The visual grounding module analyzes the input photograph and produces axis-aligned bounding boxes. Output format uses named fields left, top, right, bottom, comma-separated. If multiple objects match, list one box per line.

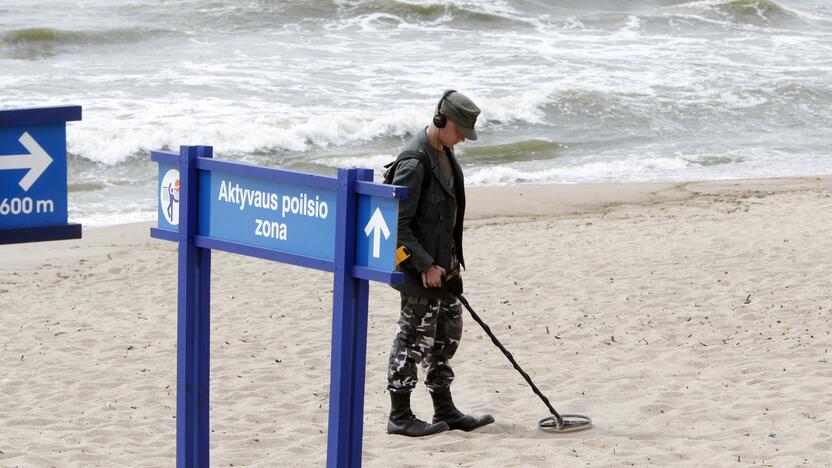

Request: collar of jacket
left=417, top=127, right=460, bottom=198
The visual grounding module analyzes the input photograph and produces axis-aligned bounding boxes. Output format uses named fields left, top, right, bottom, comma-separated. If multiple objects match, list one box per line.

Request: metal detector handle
left=456, top=294, right=564, bottom=425
left=443, top=265, right=461, bottom=281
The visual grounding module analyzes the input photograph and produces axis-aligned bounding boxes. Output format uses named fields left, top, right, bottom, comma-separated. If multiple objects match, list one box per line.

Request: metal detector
left=457, top=294, right=592, bottom=433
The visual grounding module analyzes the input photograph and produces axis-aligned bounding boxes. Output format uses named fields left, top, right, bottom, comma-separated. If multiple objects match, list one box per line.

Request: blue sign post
left=151, top=145, right=406, bottom=467
left=0, top=105, right=82, bottom=244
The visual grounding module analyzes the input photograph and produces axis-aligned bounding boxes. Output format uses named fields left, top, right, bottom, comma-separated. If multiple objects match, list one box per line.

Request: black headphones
left=433, top=89, right=457, bottom=128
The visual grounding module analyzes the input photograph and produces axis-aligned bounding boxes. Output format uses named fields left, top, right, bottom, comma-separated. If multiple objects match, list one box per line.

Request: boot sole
left=387, top=422, right=450, bottom=437
left=440, top=415, right=495, bottom=432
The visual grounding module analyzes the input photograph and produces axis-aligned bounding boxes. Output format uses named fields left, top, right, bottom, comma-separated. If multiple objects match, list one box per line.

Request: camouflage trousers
left=387, top=293, right=463, bottom=394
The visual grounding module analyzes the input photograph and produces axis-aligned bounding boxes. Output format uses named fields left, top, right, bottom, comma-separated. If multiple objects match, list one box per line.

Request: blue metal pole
left=347, top=169, right=373, bottom=466
left=327, top=168, right=369, bottom=468
left=176, top=145, right=212, bottom=468
left=194, top=145, right=212, bottom=468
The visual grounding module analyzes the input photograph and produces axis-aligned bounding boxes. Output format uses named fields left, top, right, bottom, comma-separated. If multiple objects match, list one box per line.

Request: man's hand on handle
left=421, top=264, right=446, bottom=288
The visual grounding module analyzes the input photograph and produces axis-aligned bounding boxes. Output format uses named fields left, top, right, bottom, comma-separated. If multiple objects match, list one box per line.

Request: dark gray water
left=1, top=0, right=830, bottom=225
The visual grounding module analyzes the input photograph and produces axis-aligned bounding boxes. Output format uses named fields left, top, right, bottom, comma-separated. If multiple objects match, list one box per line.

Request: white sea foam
left=60, top=86, right=560, bottom=165
left=65, top=100, right=419, bottom=165
left=466, top=156, right=692, bottom=185
left=466, top=147, right=832, bottom=186
left=73, top=209, right=156, bottom=228
left=611, top=15, right=642, bottom=40
left=312, top=154, right=393, bottom=173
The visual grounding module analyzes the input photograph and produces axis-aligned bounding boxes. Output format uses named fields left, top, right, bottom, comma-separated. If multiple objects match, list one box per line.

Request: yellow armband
left=395, top=245, right=411, bottom=266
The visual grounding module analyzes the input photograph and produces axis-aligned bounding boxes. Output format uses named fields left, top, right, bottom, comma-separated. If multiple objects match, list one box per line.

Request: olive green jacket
left=391, top=128, right=466, bottom=298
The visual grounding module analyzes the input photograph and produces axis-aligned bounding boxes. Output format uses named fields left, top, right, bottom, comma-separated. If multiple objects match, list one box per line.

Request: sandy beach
left=1, top=176, right=831, bottom=467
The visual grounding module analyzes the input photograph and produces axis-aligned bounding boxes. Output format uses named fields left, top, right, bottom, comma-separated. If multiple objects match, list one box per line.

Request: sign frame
left=151, top=145, right=407, bottom=467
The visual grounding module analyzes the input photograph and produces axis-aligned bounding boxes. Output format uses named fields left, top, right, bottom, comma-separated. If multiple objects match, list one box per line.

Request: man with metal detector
left=383, top=90, right=495, bottom=437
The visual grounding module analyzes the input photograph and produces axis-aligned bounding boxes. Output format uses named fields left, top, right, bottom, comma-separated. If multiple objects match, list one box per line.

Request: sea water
left=1, top=0, right=830, bottom=226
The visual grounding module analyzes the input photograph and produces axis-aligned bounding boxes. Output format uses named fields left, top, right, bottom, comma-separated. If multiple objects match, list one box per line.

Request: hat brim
left=456, top=124, right=477, bottom=141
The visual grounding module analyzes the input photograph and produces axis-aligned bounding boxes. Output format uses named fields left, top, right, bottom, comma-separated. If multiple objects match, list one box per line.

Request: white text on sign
left=0, top=196, right=55, bottom=216
left=216, top=179, right=330, bottom=242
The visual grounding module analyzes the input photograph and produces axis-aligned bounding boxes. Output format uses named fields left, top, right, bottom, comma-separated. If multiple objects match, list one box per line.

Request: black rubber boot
left=387, top=392, right=449, bottom=437
left=430, top=387, right=495, bottom=431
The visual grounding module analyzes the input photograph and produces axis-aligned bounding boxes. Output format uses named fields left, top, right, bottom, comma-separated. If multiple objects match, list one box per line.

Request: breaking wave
left=671, top=0, right=800, bottom=27
left=1, top=27, right=177, bottom=58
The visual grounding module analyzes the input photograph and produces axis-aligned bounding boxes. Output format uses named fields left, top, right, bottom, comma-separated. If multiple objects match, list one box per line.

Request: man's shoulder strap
left=384, top=150, right=432, bottom=191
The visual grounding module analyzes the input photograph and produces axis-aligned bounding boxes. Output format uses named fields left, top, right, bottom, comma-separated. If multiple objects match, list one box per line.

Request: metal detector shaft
left=457, top=294, right=563, bottom=424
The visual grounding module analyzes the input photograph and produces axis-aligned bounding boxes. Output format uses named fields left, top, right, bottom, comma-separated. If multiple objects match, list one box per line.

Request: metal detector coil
left=457, top=294, right=592, bottom=434
left=539, top=414, right=592, bottom=433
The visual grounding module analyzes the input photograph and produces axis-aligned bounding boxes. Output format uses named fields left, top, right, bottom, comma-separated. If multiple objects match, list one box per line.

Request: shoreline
left=71, top=174, right=832, bottom=231
left=2, top=175, right=831, bottom=466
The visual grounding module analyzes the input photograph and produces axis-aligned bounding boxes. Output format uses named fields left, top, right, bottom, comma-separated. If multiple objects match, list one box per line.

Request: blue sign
left=355, top=194, right=397, bottom=272
left=199, top=170, right=339, bottom=261
left=154, top=152, right=400, bottom=274
left=150, top=145, right=408, bottom=468
left=0, top=105, right=82, bottom=244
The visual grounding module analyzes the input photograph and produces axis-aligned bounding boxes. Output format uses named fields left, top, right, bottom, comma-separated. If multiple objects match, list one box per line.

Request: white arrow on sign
left=363, top=206, right=390, bottom=259
left=0, top=132, right=53, bottom=192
